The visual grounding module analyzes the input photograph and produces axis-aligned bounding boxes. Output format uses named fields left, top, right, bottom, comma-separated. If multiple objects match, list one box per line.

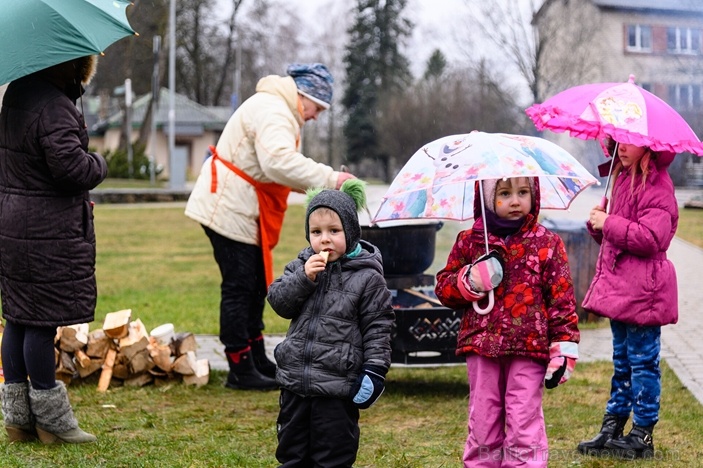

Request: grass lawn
left=0, top=192, right=700, bottom=465
left=0, top=362, right=700, bottom=466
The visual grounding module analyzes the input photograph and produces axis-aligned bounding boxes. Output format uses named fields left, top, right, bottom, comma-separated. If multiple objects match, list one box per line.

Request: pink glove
left=466, top=251, right=503, bottom=292
left=545, top=342, right=578, bottom=389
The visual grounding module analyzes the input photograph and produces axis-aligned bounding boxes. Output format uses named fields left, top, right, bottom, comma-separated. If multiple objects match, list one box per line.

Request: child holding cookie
left=267, top=180, right=394, bottom=467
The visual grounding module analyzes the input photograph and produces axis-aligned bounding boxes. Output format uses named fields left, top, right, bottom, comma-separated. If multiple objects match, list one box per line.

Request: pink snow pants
left=463, top=354, right=548, bottom=467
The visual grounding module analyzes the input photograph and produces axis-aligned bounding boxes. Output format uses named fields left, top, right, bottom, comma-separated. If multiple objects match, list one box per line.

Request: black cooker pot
left=360, top=222, right=443, bottom=276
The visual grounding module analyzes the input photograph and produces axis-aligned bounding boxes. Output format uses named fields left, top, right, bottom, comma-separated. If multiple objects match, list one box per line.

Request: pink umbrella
left=526, top=75, right=703, bottom=207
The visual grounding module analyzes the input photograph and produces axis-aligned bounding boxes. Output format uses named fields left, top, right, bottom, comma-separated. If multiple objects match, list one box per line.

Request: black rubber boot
left=577, top=413, right=628, bottom=456
left=604, top=424, right=655, bottom=460
left=249, top=335, right=277, bottom=379
left=225, top=347, right=278, bottom=391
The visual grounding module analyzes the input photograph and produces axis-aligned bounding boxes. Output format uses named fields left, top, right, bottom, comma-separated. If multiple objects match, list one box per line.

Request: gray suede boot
left=1, top=382, right=37, bottom=442
left=29, top=381, right=96, bottom=444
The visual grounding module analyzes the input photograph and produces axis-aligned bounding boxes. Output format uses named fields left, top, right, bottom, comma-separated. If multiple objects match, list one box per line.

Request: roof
left=535, top=0, right=703, bottom=21
left=591, top=0, right=703, bottom=14
left=102, top=88, right=230, bottom=131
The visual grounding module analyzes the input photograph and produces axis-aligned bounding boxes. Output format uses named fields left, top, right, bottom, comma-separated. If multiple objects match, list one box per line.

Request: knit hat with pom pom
left=305, top=180, right=367, bottom=254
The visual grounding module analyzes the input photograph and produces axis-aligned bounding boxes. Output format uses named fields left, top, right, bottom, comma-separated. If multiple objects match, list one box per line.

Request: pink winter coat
left=582, top=152, right=679, bottom=326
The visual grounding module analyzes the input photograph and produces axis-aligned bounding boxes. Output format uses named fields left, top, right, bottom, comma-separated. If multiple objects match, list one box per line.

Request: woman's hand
left=589, top=205, right=608, bottom=231
left=335, top=172, right=356, bottom=189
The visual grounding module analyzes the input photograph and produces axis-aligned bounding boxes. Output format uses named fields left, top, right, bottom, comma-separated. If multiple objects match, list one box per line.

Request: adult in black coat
left=0, top=55, right=107, bottom=444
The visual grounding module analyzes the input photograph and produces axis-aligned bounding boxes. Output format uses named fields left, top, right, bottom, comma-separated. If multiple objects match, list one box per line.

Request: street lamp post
left=168, top=0, right=176, bottom=189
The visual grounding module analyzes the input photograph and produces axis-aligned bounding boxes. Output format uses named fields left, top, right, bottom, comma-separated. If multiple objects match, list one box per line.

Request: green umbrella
left=0, top=0, right=136, bottom=86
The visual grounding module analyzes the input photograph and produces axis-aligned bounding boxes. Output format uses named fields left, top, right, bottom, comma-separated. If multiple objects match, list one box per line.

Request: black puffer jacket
left=268, top=240, right=394, bottom=399
left=0, top=57, right=107, bottom=327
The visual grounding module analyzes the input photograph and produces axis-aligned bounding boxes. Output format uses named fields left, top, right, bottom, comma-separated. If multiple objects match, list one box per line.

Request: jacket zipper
left=301, top=265, right=329, bottom=393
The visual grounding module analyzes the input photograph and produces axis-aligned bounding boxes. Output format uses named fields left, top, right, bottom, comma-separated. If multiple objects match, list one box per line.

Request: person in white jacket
left=185, top=63, right=355, bottom=390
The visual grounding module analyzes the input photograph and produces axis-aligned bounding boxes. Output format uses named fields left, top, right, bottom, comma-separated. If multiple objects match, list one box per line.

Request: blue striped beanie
left=286, top=63, right=334, bottom=109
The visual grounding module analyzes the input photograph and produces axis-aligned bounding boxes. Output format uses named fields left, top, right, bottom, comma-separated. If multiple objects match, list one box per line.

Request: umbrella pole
left=600, top=142, right=619, bottom=210
left=473, top=181, right=494, bottom=315
left=478, top=182, right=490, bottom=254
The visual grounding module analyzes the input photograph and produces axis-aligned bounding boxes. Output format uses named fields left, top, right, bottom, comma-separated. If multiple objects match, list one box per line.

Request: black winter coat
left=267, top=240, right=394, bottom=399
left=0, top=72, right=107, bottom=327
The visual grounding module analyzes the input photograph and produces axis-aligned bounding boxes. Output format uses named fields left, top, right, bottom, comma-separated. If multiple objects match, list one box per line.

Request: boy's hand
left=304, top=252, right=328, bottom=281
left=466, top=251, right=503, bottom=292
left=351, top=365, right=386, bottom=409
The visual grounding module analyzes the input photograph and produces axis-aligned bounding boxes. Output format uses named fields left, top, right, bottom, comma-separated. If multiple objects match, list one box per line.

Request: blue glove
left=351, top=365, right=386, bottom=409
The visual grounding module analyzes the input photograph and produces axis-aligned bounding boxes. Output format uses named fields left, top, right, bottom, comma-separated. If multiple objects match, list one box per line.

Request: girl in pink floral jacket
left=435, top=177, right=580, bottom=467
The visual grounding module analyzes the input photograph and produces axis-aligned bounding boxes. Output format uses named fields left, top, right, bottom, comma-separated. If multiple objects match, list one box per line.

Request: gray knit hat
left=305, top=181, right=367, bottom=255
left=287, top=63, right=334, bottom=109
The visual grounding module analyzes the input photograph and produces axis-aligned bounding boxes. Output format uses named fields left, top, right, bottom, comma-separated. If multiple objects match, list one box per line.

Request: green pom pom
left=304, top=187, right=324, bottom=208
left=340, top=179, right=367, bottom=212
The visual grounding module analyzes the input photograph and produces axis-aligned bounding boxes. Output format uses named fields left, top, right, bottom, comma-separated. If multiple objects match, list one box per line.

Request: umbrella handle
left=472, top=290, right=494, bottom=315
left=599, top=196, right=608, bottom=210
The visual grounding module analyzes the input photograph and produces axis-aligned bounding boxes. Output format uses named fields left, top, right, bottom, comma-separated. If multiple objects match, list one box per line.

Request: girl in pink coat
left=435, top=177, right=580, bottom=467
left=577, top=140, right=678, bottom=460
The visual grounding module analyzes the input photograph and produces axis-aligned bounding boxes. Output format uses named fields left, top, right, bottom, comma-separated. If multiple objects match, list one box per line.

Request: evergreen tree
left=342, top=0, right=413, bottom=180
left=424, top=49, right=447, bottom=81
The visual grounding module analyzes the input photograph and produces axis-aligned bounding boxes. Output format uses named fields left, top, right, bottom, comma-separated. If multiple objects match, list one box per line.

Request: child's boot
left=225, top=347, right=277, bottom=390
left=29, top=381, right=96, bottom=444
left=248, top=334, right=277, bottom=379
left=577, top=413, right=628, bottom=456
left=604, top=424, right=655, bottom=459
left=1, top=382, right=37, bottom=442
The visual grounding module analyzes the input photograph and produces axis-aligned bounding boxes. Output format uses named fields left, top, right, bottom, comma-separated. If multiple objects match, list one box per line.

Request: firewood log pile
left=54, top=309, right=210, bottom=391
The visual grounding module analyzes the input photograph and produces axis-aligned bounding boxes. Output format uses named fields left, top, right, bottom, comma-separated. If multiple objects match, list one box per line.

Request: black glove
left=544, top=358, right=567, bottom=389
left=350, top=365, right=386, bottom=409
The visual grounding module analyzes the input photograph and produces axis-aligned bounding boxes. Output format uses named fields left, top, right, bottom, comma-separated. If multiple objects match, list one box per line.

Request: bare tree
left=377, top=62, right=524, bottom=176
left=458, top=0, right=602, bottom=105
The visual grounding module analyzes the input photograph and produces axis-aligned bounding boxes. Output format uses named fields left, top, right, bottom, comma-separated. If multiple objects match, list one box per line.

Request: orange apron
left=208, top=145, right=290, bottom=287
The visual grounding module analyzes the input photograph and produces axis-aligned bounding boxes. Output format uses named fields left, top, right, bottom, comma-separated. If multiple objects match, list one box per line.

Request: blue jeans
left=606, top=320, right=661, bottom=427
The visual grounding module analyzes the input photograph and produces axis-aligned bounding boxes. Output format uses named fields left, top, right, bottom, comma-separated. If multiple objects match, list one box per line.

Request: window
left=668, top=84, right=702, bottom=110
left=667, top=27, right=701, bottom=54
left=627, top=24, right=652, bottom=52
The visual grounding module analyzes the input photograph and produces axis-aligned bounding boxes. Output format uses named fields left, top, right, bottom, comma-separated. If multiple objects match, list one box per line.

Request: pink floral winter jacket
left=435, top=181, right=580, bottom=362
left=582, top=153, right=679, bottom=327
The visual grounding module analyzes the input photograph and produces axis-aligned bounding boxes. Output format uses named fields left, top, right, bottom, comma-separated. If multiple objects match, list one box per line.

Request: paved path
left=195, top=185, right=703, bottom=405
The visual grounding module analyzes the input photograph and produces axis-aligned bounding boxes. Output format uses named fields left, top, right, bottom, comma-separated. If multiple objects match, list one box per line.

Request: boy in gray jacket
left=267, top=180, right=394, bottom=467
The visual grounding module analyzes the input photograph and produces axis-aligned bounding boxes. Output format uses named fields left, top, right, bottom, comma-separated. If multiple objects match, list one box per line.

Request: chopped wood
left=148, top=342, right=173, bottom=372
left=119, top=319, right=149, bottom=360
left=183, top=359, right=210, bottom=387
left=59, top=324, right=89, bottom=353
left=171, top=351, right=197, bottom=375
left=74, top=349, right=92, bottom=368
left=103, top=309, right=132, bottom=339
left=124, top=373, right=153, bottom=387
left=112, top=361, right=131, bottom=380
left=53, top=314, right=208, bottom=390
left=86, top=329, right=111, bottom=358
left=128, top=349, right=155, bottom=375
left=77, top=358, right=103, bottom=379
left=97, top=348, right=117, bottom=392
left=57, top=350, right=77, bottom=377
left=56, top=373, right=72, bottom=386
left=172, top=332, right=197, bottom=356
